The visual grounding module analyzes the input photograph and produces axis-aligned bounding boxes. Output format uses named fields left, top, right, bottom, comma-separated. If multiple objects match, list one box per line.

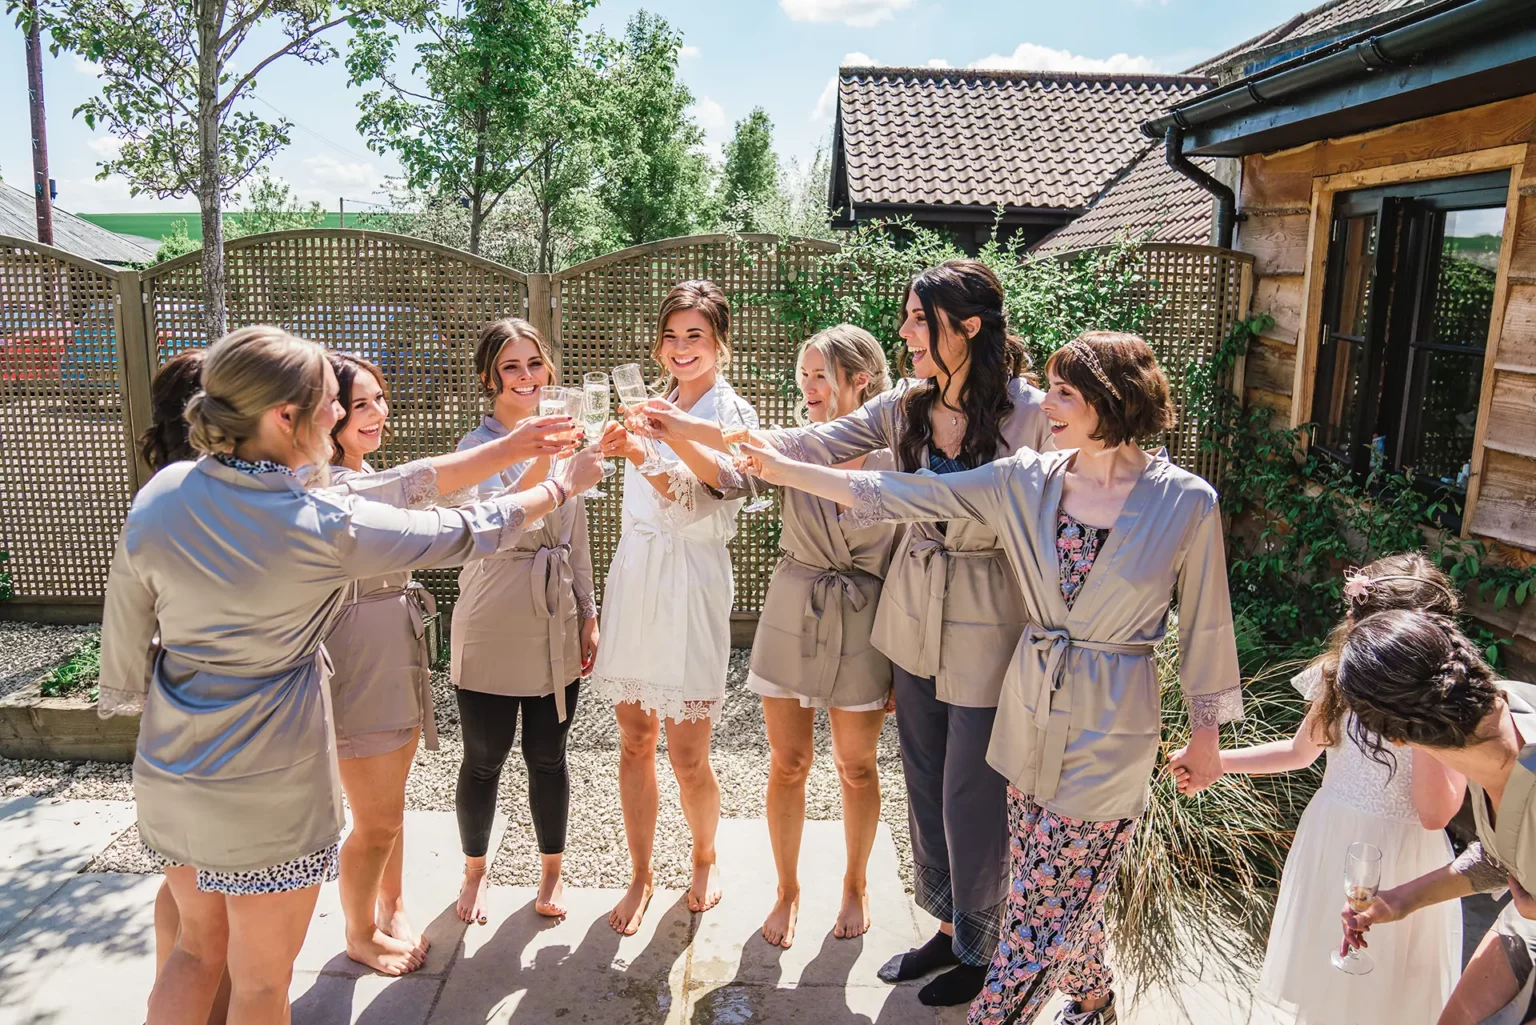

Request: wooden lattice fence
left=0, top=230, right=1250, bottom=616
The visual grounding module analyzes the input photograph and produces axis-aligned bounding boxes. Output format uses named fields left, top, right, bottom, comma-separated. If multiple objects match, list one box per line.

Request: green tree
left=16, top=0, right=425, bottom=341
left=712, top=107, right=776, bottom=233
left=153, top=173, right=327, bottom=263
left=593, top=12, right=711, bottom=249
left=348, top=0, right=592, bottom=256
left=752, top=144, right=834, bottom=240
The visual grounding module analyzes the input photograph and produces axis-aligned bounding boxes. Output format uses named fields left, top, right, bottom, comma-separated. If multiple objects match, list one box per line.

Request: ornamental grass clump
left=38, top=631, right=103, bottom=703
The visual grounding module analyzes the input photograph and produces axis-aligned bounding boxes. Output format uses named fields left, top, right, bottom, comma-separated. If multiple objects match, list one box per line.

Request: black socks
left=876, top=929, right=961, bottom=983
left=918, top=964, right=988, bottom=1007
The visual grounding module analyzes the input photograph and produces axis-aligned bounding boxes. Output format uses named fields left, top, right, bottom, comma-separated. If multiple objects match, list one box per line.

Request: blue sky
left=0, top=0, right=1303, bottom=214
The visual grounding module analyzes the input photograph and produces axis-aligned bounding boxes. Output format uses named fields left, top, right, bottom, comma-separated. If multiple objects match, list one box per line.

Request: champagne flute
left=539, top=385, right=570, bottom=475
left=583, top=372, right=617, bottom=485
left=563, top=386, right=604, bottom=500
left=612, top=363, right=670, bottom=474
left=720, top=401, right=772, bottom=514
left=1331, top=841, right=1382, bottom=976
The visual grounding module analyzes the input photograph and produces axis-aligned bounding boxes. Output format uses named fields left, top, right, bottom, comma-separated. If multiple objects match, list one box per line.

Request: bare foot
left=687, top=860, right=722, bottom=913
left=834, top=889, right=871, bottom=939
left=535, top=873, right=566, bottom=918
left=345, top=928, right=424, bottom=976
left=760, top=890, right=799, bottom=948
left=608, top=878, right=653, bottom=935
left=377, top=901, right=428, bottom=954
left=456, top=866, right=489, bottom=925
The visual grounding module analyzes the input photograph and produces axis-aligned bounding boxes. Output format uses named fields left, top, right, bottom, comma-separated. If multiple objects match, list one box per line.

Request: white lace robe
left=588, top=378, right=756, bottom=722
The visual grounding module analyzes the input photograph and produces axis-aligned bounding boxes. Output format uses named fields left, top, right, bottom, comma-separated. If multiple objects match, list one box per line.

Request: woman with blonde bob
left=663, top=324, right=900, bottom=948
left=99, top=325, right=601, bottom=1025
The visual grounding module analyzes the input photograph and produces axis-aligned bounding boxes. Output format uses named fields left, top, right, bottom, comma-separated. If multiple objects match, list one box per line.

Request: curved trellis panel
left=553, top=234, right=839, bottom=612
left=0, top=238, right=137, bottom=602
left=142, top=230, right=530, bottom=605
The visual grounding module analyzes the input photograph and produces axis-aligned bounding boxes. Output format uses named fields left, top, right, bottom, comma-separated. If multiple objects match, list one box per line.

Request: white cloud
left=968, top=42, right=1162, bottom=74
left=780, top=0, right=915, bottom=28
left=678, top=44, right=701, bottom=59
left=925, top=58, right=952, bottom=68
left=293, top=154, right=384, bottom=204
left=689, top=97, right=729, bottom=161
left=87, top=135, right=125, bottom=158
left=811, top=51, right=878, bottom=123
left=73, top=54, right=102, bottom=75
left=52, top=174, right=182, bottom=213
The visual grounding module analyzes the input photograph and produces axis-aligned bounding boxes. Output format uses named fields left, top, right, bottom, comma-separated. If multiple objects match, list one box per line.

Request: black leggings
left=455, top=682, right=580, bottom=857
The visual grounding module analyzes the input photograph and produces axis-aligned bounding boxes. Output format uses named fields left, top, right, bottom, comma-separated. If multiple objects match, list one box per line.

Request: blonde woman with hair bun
left=98, top=325, right=602, bottom=1024
left=667, top=323, right=901, bottom=949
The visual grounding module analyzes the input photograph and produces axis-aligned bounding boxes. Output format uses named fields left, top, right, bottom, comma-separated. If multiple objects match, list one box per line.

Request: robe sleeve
left=656, top=399, right=759, bottom=529
left=766, top=390, right=894, bottom=466
left=1174, top=505, right=1244, bottom=730
left=332, top=491, right=532, bottom=580
left=98, top=532, right=159, bottom=719
left=569, top=502, right=598, bottom=620
left=843, top=461, right=1008, bottom=532
left=1453, top=841, right=1513, bottom=895
left=324, top=459, right=467, bottom=509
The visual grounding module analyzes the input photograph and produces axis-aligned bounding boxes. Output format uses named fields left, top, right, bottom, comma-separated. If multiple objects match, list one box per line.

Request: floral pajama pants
left=968, top=786, right=1138, bottom=1025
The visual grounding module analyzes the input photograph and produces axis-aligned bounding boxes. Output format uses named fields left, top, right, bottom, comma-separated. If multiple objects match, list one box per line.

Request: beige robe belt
left=1024, top=624, right=1158, bottom=803
left=340, top=581, right=439, bottom=749
left=784, top=554, right=872, bottom=696
left=505, top=543, right=576, bottom=722
left=908, top=533, right=1005, bottom=679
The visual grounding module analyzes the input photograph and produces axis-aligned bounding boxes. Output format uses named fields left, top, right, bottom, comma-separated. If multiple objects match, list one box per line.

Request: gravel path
left=0, top=625, right=914, bottom=890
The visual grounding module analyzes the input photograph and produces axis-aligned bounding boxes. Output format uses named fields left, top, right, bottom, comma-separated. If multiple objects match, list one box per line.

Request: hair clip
left=1342, top=569, right=1371, bottom=601
left=1067, top=340, right=1122, bottom=400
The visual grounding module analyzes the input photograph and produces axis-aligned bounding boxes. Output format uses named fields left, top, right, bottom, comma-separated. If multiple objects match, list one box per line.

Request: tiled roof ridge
left=840, top=66, right=1214, bottom=88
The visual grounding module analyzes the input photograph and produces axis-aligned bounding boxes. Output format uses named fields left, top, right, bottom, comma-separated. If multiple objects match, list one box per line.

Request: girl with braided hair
left=1170, top=554, right=1465, bottom=1025
left=1335, top=609, right=1536, bottom=1025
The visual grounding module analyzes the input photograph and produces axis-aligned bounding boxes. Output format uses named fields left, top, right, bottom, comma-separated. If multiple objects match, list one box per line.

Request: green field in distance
left=77, top=212, right=399, bottom=241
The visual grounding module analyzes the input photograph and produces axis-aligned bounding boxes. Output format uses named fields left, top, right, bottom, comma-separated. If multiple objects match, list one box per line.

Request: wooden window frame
left=1290, top=143, right=1528, bottom=537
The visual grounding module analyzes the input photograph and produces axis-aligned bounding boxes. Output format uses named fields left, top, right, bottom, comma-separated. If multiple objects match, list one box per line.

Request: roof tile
left=1032, top=146, right=1217, bottom=253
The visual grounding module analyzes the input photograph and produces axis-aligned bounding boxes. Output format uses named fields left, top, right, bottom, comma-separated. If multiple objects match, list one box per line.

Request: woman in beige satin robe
left=742, top=332, right=1242, bottom=1025
left=323, top=352, right=456, bottom=975
left=643, top=260, right=1052, bottom=1007
left=668, top=325, right=901, bottom=950
left=1335, top=611, right=1536, bottom=1025
left=99, top=326, right=599, bottom=1025
left=449, top=318, right=599, bottom=927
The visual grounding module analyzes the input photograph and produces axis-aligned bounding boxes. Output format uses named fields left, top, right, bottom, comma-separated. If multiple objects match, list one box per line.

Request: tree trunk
left=467, top=106, right=489, bottom=256
left=196, top=0, right=226, bottom=342
left=537, top=150, right=554, bottom=274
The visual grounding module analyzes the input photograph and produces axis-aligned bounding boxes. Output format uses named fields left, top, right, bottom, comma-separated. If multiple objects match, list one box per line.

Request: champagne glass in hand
left=1332, top=842, right=1382, bottom=975
left=539, top=386, right=572, bottom=474
left=612, top=363, right=671, bottom=474
left=720, top=401, right=772, bottom=514
left=560, top=387, right=603, bottom=500
left=584, top=373, right=617, bottom=481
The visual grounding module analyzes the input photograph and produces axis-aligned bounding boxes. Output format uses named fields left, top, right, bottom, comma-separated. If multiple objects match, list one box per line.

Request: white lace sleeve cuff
left=844, top=471, right=886, bottom=530
left=716, top=455, right=748, bottom=493
left=96, top=685, right=144, bottom=719
left=664, top=462, right=700, bottom=514
left=771, top=428, right=810, bottom=463
left=575, top=591, right=598, bottom=620
left=490, top=496, right=531, bottom=551
left=1185, top=685, right=1244, bottom=730
left=395, top=459, right=442, bottom=509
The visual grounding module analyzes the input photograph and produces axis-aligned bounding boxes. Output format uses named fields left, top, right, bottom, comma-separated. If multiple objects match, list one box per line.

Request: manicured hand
left=600, top=420, right=642, bottom=464
left=502, top=414, right=576, bottom=463
left=554, top=445, right=604, bottom=496
left=579, top=617, right=599, bottom=675
left=739, top=439, right=793, bottom=486
left=1167, top=729, right=1223, bottom=795
left=1340, top=888, right=1404, bottom=951
left=637, top=397, right=703, bottom=442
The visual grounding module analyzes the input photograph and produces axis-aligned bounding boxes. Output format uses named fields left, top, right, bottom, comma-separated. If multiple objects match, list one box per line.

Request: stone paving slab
left=295, top=809, right=507, bottom=979
left=290, top=972, right=441, bottom=1025
left=0, top=796, right=137, bottom=942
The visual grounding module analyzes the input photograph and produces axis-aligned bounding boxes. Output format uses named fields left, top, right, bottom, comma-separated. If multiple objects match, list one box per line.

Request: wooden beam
left=1317, top=144, right=1530, bottom=194
left=1464, top=148, right=1529, bottom=538
left=1289, top=178, right=1333, bottom=433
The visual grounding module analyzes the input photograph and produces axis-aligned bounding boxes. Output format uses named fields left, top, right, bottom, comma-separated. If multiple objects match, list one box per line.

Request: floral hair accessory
left=1066, top=340, right=1122, bottom=401
left=1342, top=569, right=1371, bottom=602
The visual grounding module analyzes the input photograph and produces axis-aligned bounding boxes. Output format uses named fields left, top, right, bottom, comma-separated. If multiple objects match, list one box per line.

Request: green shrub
left=39, top=632, right=102, bottom=702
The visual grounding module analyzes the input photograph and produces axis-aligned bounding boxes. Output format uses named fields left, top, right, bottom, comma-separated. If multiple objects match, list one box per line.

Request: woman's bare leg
left=372, top=735, right=419, bottom=945
left=1438, top=926, right=1520, bottom=1025
left=222, top=885, right=320, bottom=1025
left=665, top=714, right=722, bottom=913
left=148, top=867, right=229, bottom=1025
left=336, top=736, right=425, bottom=975
left=828, top=706, right=886, bottom=939
left=610, top=701, right=661, bottom=935
left=761, top=697, right=815, bottom=947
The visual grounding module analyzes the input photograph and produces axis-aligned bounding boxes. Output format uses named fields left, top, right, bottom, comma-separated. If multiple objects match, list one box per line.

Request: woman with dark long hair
left=1333, top=609, right=1536, bottom=1025
left=139, top=349, right=205, bottom=470
left=641, top=260, right=1050, bottom=1005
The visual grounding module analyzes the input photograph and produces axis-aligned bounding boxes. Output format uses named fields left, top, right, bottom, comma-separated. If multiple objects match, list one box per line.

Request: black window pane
left=1406, top=350, right=1482, bottom=487
left=1428, top=207, right=1503, bottom=348
left=1315, top=213, right=1377, bottom=457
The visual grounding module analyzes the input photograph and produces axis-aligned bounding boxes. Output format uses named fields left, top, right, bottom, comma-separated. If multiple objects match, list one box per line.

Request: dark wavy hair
left=1330, top=609, right=1500, bottom=773
left=329, top=352, right=391, bottom=465
left=139, top=349, right=205, bottom=473
left=897, top=260, right=1030, bottom=472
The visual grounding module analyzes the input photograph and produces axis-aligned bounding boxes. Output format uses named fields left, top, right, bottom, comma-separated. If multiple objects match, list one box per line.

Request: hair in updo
left=1044, top=331, right=1175, bottom=447
left=1330, top=609, right=1500, bottom=771
left=1311, top=552, right=1461, bottom=746
left=184, top=325, right=332, bottom=472
left=796, top=323, right=890, bottom=422
left=139, top=349, right=205, bottom=473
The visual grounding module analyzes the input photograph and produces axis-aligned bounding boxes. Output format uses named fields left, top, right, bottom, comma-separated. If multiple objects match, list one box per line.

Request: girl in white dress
left=1170, top=553, right=1465, bottom=1025
left=589, top=279, right=758, bottom=934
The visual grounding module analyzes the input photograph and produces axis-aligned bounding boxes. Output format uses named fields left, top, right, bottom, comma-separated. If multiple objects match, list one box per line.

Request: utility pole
left=24, top=0, right=54, bottom=245
left=339, top=197, right=345, bottom=229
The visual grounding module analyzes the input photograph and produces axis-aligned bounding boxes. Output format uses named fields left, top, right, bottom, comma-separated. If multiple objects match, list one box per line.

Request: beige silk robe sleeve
left=749, top=449, right=901, bottom=707
left=98, top=456, right=535, bottom=872
left=765, top=377, right=1052, bottom=707
left=844, top=448, right=1243, bottom=821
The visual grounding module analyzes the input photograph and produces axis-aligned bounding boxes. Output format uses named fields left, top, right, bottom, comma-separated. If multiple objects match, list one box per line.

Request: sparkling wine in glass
left=560, top=386, right=603, bottom=500
left=612, top=363, right=670, bottom=474
left=1331, top=841, right=1382, bottom=976
left=539, top=385, right=571, bottom=477
left=720, top=401, right=772, bottom=515
left=583, top=373, right=617, bottom=484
